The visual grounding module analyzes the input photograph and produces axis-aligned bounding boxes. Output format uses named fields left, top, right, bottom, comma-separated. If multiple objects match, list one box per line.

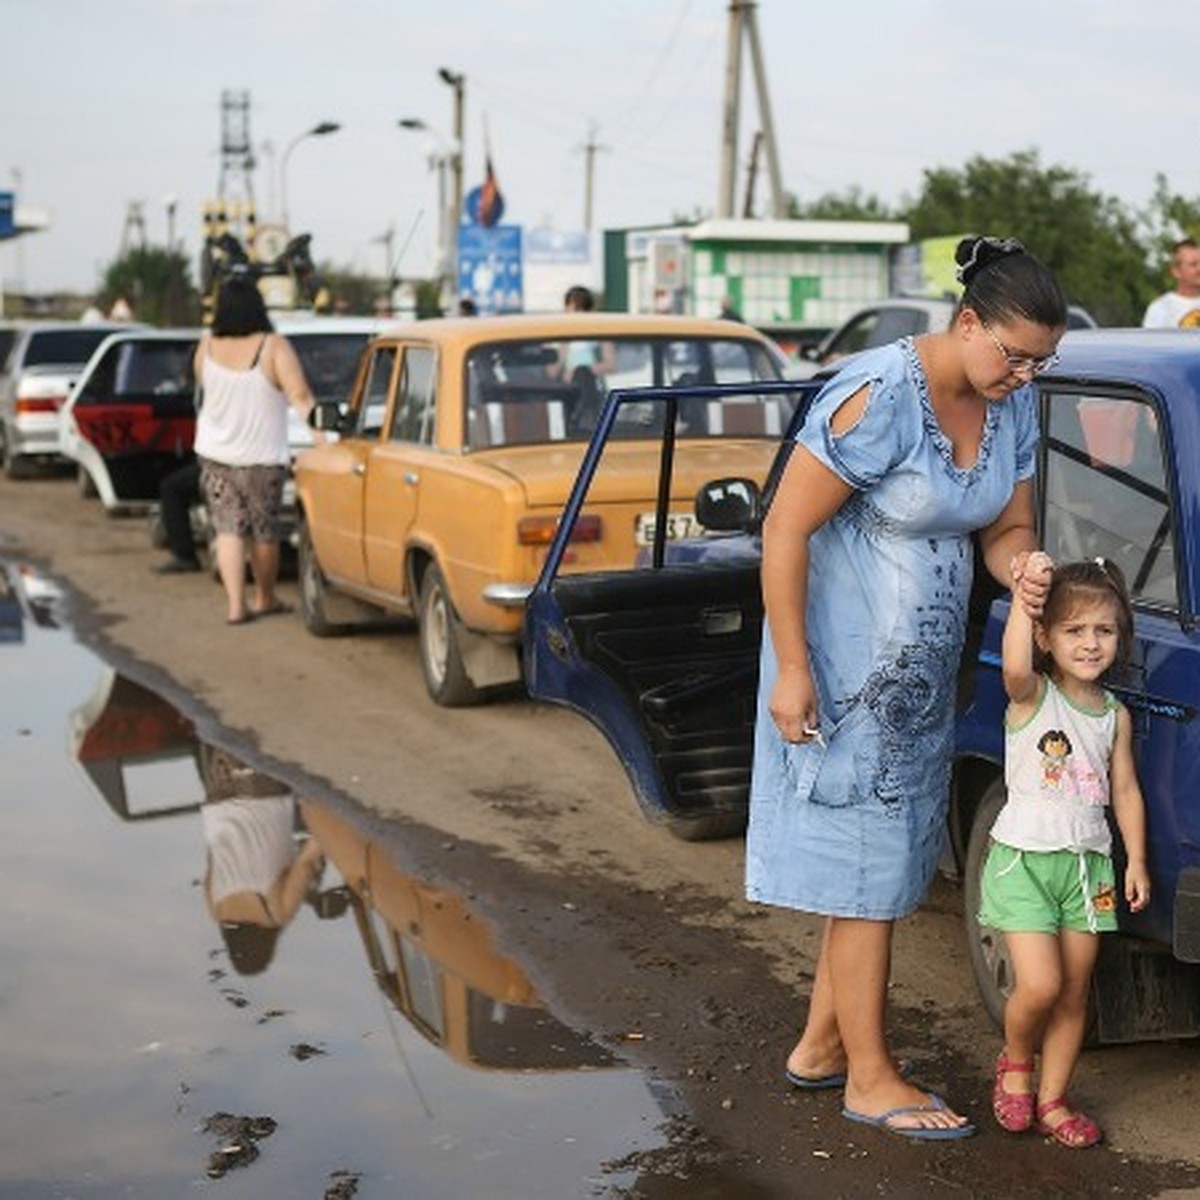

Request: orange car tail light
left=16, top=396, right=65, bottom=414
left=518, top=514, right=602, bottom=546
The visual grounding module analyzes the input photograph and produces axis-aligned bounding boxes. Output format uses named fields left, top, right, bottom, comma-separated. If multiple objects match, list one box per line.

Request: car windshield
left=23, top=328, right=121, bottom=367
left=464, top=336, right=787, bottom=449
left=287, top=333, right=371, bottom=405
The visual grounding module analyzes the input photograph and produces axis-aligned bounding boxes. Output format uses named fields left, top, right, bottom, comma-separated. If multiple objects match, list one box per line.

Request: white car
left=1, top=320, right=137, bottom=478
left=791, top=297, right=1098, bottom=379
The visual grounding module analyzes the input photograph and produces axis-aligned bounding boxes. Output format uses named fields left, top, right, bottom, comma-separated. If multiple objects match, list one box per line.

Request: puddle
left=0, top=559, right=670, bottom=1198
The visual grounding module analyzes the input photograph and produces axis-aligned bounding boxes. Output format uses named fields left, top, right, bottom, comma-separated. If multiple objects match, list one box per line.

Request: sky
left=3, top=0, right=1199, bottom=296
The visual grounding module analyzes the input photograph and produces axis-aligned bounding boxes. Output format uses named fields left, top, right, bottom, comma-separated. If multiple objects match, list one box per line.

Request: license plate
left=634, top=511, right=703, bottom=546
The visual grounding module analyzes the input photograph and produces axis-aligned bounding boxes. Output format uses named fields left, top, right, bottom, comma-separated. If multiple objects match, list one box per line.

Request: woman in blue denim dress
left=745, top=237, right=1066, bottom=1139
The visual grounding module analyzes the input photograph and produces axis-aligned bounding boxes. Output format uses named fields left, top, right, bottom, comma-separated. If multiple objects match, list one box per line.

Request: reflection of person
left=746, top=235, right=1066, bottom=1139
left=1141, top=237, right=1200, bottom=328
left=193, top=272, right=321, bottom=624
left=152, top=458, right=202, bottom=574
left=982, top=556, right=1148, bottom=1148
left=199, top=744, right=325, bottom=976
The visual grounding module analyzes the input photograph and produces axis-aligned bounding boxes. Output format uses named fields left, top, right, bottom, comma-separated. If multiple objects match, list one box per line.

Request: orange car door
left=307, top=344, right=397, bottom=586
left=363, top=344, right=437, bottom=601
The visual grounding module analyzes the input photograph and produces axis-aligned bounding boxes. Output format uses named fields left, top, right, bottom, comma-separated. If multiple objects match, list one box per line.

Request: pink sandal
left=992, top=1051, right=1035, bottom=1132
left=1036, top=1098, right=1103, bottom=1148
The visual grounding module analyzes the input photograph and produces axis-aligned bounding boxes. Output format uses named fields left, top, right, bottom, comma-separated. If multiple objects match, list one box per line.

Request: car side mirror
left=695, top=476, right=761, bottom=533
left=309, top=402, right=344, bottom=432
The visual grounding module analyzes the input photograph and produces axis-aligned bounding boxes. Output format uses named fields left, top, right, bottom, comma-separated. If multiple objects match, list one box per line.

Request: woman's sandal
left=1036, top=1098, right=1103, bottom=1148
left=992, top=1051, right=1036, bottom=1132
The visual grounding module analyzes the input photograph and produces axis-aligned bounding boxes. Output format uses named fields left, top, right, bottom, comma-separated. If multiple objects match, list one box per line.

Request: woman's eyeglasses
left=982, top=323, right=1059, bottom=377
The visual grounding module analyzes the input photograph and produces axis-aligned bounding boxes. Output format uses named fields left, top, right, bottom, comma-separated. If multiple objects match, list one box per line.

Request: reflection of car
left=792, top=298, right=1098, bottom=378
left=0, top=320, right=137, bottom=477
left=523, top=330, right=1200, bottom=1043
left=302, top=800, right=614, bottom=1071
left=294, top=313, right=793, bottom=707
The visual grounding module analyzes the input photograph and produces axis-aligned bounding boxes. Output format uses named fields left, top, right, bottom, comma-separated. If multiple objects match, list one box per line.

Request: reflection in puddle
left=0, top=560, right=665, bottom=1198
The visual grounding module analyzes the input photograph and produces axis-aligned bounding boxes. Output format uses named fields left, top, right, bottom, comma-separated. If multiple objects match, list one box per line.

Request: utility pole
left=717, top=1, right=785, bottom=219
left=439, top=68, right=465, bottom=276
left=579, top=122, right=609, bottom=230
left=742, top=130, right=763, bottom=218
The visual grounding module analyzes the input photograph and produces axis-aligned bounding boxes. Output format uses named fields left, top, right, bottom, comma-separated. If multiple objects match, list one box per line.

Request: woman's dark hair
left=211, top=272, right=274, bottom=337
left=955, top=235, right=1067, bottom=329
left=1036, top=557, right=1135, bottom=673
left=563, top=284, right=595, bottom=312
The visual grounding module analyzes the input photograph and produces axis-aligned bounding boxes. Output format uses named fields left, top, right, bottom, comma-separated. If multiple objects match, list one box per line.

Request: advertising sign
left=0, top=191, right=14, bottom=240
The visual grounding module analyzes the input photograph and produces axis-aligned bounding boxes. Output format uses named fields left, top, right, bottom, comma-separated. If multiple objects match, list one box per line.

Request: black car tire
left=298, top=520, right=353, bottom=637
left=2, top=438, right=32, bottom=480
left=963, top=778, right=1013, bottom=1029
left=417, top=564, right=480, bottom=707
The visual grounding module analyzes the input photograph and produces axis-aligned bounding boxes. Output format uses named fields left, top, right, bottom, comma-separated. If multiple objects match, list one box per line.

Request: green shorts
left=978, top=842, right=1118, bottom=934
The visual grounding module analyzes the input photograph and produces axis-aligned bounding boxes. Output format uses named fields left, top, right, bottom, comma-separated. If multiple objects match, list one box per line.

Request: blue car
left=523, top=330, right=1200, bottom=1043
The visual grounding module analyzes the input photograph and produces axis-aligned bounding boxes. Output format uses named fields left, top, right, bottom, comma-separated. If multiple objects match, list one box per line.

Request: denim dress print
left=745, top=339, right=1038, bottom=918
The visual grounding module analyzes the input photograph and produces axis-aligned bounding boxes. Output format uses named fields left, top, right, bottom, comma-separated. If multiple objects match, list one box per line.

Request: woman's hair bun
left=955, top=235, right=1026, bottom=286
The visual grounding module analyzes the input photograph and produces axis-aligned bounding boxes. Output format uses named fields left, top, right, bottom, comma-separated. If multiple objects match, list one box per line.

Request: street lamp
left=398, top=117, right=458, bottom=298
left=279, top=121, right=341, bottom=233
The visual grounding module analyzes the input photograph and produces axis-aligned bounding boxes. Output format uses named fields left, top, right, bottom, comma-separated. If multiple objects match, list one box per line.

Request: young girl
left=981, top=555, right=1150, bottom=1147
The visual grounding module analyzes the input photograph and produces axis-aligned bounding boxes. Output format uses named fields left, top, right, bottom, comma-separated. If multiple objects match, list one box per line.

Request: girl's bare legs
left=1037, top=930, right=1099, bottom=1111
left=248, top=539, right=280, bottom=613
left=214, top=532, right=248, bottom=622
left=793, top=917, right=970, bottom=1131
left=999, top=930, right=1063, bottom=1102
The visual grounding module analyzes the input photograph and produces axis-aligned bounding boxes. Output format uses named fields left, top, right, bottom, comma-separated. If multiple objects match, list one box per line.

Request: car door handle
left=404, top=472, right=419, bottom=486
left=353, top=463, right=366, bottom=476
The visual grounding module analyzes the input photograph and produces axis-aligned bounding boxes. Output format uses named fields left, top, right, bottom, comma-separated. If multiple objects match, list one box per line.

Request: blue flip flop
left=843, top=1092, right=976, bottom=1141
left=785, top=1068, right=847, bottom=1090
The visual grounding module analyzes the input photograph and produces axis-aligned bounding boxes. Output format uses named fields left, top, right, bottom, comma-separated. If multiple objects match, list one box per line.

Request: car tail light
left=518, top=514, right=602, bottom=545
left=16, top=396, right=65, bottom=414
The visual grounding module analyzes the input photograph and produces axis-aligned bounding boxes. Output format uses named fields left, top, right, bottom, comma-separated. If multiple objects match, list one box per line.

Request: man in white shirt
left=1142, top=238, right=1200, bottom=328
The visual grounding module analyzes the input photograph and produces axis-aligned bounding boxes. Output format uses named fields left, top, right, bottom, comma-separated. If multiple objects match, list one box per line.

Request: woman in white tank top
left=193, top=274, right=321, bottom=624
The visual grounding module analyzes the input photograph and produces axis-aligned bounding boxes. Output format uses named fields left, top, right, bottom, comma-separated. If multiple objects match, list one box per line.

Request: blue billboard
left=0, top=191, right=14, bottom=240
left=457, top=224, right=523, bottom=314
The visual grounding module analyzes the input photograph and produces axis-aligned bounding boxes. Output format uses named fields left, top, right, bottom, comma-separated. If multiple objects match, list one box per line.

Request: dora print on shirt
left=991, top=676, right=1119, bottom=856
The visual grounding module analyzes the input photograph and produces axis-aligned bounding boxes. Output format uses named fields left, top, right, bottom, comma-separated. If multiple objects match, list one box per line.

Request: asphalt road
left=3, top=468, right=1200, bottom=1199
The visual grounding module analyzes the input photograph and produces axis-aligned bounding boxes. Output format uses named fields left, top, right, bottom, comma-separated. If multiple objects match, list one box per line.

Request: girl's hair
left=955, top=235, right=1068, bottom=329
left=211, top=271, right=274, bottom=337
left=1036, top=558, right=1134, bottom=673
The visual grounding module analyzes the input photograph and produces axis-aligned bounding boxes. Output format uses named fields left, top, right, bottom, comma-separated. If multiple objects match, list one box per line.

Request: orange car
left=293, top=313, right=791, bottom=706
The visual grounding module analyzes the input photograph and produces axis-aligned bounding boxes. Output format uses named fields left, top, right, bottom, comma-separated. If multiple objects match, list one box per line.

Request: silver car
left=0, top=320, right=136, bottom=478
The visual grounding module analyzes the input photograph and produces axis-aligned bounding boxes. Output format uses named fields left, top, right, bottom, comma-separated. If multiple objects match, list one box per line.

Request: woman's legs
left=214, top=532, right=249, bottom=621
left=792, top=916, right=971, bottom=1130
left=248, top=539, right=281, bottom=613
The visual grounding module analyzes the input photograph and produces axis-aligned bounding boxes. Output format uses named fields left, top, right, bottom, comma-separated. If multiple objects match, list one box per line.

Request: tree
left=904, top=150, right=1152, bottom=325
left=788, top=186, right=897, bottom=222
left=99, top=246, right=198, bottom=327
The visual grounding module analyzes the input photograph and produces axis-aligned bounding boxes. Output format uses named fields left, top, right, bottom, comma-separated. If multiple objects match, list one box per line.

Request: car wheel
left=418, top=564, right=481, bottom=707
left=77, top=464, right=98, bottom=499
left=298, top=520, right=348, bottom=637
left=963, top=778, right=1013, bottom=1029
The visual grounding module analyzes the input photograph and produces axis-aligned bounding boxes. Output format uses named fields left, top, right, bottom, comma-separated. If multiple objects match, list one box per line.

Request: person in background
left=152, top=457, right=203, bottom=574
left=563, top=284, right=595, bottom=313
left=458, top=296, right=478, bottom=316
left=746, top=235, right=1066, bottom=1139
left=1141, top=237, right=1200, bottom=328
left=983, top=555, right=1148, bottom=1148
left=193, top=271, right=321, bottom=624
left=718, top=295, right=743, bottom=322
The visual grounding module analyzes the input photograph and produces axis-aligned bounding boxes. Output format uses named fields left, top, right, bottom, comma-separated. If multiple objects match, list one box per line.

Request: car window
left=390, top=346, right=436, bottom=444
left=824, top=308, right=930, bottom=361
left=465, top=336, right=785, bottom=449
left=113, top=341, right=196, bottom=396
left=1041, top=388, right=1175, bottom=607
left=355, top=346, right=396, bottom=437
left=287, top=333, right=371, bottom=405
left=23, top=328, right=118, bottom=367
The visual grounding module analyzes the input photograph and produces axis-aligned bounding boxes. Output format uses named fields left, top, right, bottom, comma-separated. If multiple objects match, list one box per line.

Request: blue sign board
left=0, top=191, right=14, bottom=240
left=457, top=224, right=523, bottom=315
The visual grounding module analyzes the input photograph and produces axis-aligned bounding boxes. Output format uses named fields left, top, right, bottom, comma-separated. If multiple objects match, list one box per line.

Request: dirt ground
left=4, top=469, right=1200, bottom=1199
